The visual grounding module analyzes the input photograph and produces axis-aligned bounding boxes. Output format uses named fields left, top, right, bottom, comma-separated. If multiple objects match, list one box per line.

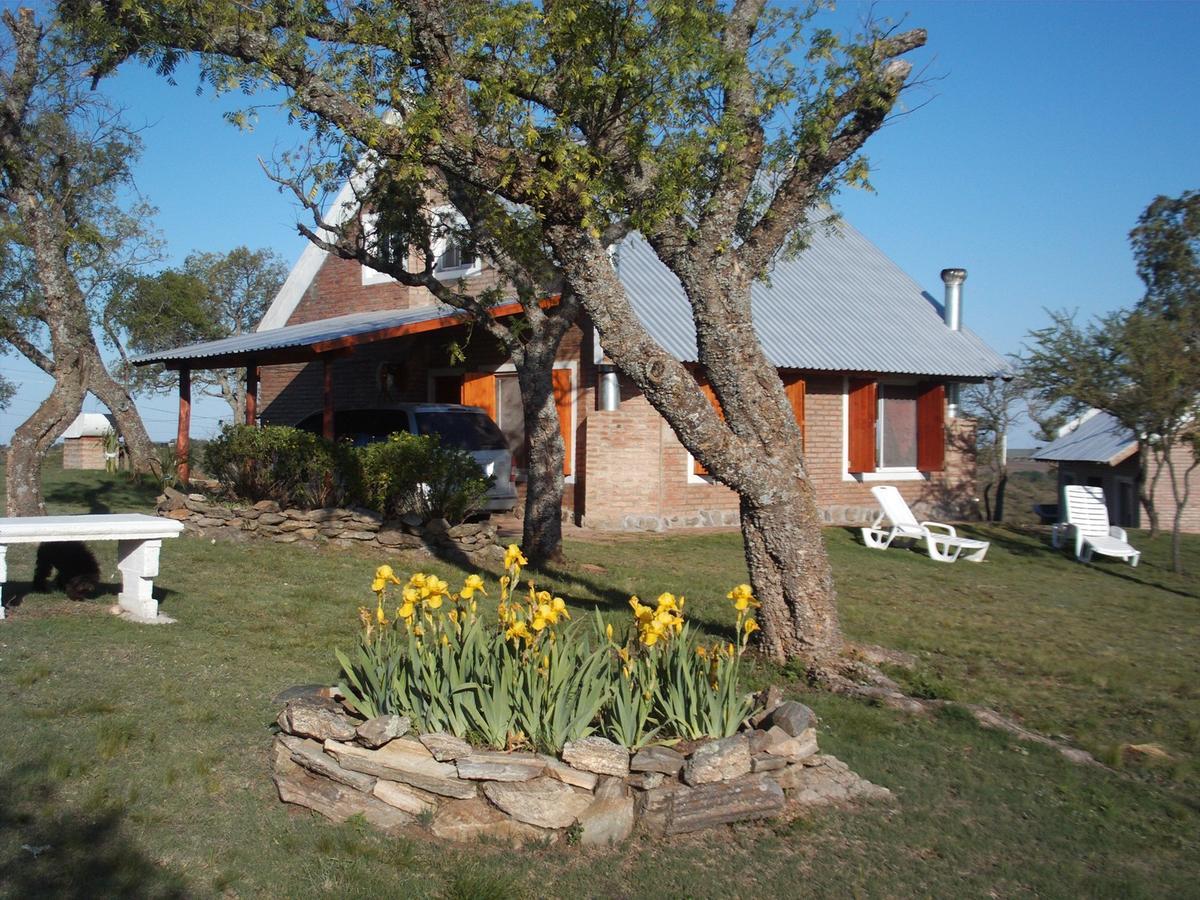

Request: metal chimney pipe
left=940, top=268, right=967, bottom=331
left=597, top=364, right=620, bottom=411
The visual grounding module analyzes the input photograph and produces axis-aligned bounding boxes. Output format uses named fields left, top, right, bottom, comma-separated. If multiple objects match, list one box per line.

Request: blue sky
left=1, top=0, right=1197, bottom=445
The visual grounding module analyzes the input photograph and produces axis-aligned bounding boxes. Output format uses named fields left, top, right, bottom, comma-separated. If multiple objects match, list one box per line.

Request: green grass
left=1, top=460, right=1198, bottom=896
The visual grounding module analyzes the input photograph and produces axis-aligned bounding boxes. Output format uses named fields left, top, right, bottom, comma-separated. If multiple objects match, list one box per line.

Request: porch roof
left=129, top=302, right=520, bottom=370
left=1031, top=410, right=1138, bottom=466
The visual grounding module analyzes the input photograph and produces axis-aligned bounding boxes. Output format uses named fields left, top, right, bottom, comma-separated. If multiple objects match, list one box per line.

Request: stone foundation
left=156, top=489, right=502, bottom=564
left=271, top=692, right=892, bottom=846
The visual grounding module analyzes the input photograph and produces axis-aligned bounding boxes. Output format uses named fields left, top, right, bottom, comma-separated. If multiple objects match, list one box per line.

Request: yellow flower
left=440, top=633, right=449, bottom=646
left=505, top=620, right=532, bottom=642
left=641, top=629, right=661, bottom=647
left=376, top=603, right=387, bottom=626
left=744, top=618, right=760, bottom=636
left=655, top=592, right=678, bottom=611
left=398, top=601, right=415, bottom=620
left=426, top=593, right=444, bottom=610
left=499, top=575, right=511, bottom=601
left=727, top=583, right=759, bottom=611
left=531, top=609, right=550, bottom=631
left=448, top=608, right=460, bottom=625
left=551, top=597, right=570, bottom=620
left=504, top=544, right=528, bottom=570
left=409, top=573, right=428, bottom=589
left=402, top=587, right=420, bottom=605
left=376, top=564, right=401, bottom=585
left=605, top=623, right=614, bottom=642
left=461, top=574, right=487, bottom=599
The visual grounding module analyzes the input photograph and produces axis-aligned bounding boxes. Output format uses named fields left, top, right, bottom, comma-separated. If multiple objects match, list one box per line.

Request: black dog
left=33, top=541, right=101, bottom=601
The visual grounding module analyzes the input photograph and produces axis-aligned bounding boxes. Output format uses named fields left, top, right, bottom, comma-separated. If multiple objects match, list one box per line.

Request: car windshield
left=415, top=410, right=507, bottom=451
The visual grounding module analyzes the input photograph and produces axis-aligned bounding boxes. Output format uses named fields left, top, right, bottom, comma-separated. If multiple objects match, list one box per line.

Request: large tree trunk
left=516, top=348, right=566, bottom=565
left=994, top=470, right=1008, bottom=523
left=740, top=483, right=842, bottom=665
left=1139, top=444, right=1161, bottom=537
left=5, top=372, right=86, bottom=516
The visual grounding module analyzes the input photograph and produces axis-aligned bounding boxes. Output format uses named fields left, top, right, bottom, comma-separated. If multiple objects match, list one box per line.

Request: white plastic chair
left=1060, top=485, right=1140, bottom=567
left=860, top=485, right=989, bottom=563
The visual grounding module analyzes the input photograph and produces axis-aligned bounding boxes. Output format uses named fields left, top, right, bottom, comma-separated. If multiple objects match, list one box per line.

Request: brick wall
left=581, top=372, right=979, bottom=530
left=62, top=436, right=105, bottom=470
left=1148, top=445, right=1200, bottom=534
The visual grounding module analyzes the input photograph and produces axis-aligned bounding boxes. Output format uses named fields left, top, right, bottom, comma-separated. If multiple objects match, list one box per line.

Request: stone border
left=156, top=489, right=503, bottom=564
left=271, top=692, right=892, bottom=847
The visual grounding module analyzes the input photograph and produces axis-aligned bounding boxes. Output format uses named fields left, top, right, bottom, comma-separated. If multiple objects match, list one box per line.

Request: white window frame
left=841, top=376, right=928, bottom=483
left=359, top=212, right=409, bottom=286
left=430, top=205, right=482, bottom=281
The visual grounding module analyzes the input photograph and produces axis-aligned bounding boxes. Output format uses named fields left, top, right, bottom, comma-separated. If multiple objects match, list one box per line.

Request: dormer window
left=436, top=235, right=467, bottom=273
left=431, top=206, right=481, bottom=279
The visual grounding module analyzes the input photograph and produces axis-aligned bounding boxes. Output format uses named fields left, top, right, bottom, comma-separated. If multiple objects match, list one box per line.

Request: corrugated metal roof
left=615, top=224, right=1010, bottom=378
left=129, top=305, right=460, bottom=365
left=1031, top=411, right=1136, bottom=464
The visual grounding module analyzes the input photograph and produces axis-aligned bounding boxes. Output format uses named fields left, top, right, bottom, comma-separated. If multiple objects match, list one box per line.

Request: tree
left=70, top=0, right=925, bottom=669
left=961, top=374, right=1023, bottom=523
left=1129, top=190, right=1200, bottom=325
left=106, top=246, right=288, bottom=423
left=0, top=373, right=14, bottom=409
left=1023, top=307, right=1199, bottom=573
left=0, top=7, right=157, bottom=515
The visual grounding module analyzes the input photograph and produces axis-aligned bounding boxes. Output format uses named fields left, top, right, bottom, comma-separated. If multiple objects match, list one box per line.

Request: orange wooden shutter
left=552, top=369, right=573, bottom=476
left=693, top=378, right=723, bottom=476
left=847, top=379, right=877, bottom=474
left=916, top=382, right=946, bottom=472
left=782, top=373, right=806, bottom=449
left=460, top=371, right=496, bottom=421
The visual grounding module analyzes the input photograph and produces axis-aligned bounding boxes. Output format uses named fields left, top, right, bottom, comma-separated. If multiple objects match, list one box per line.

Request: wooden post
left=322, top=357, right=334, bottom=441
left=245, top=364, right=259, bottom=426
left=177, top=366, right=191, bottom=485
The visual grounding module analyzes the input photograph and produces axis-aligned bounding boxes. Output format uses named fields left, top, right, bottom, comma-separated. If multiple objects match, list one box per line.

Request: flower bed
left=270, top=549, right=892, bottom=844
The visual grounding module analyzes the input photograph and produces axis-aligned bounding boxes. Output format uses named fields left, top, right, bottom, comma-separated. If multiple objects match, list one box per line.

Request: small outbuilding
left=1032, top=409, right=1199, bottom=533
left=61, top=413, right=117, bottom=470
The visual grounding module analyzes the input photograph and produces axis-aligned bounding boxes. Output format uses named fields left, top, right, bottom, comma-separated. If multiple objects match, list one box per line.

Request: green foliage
left=649, top=623, right=755, bottom=741
left=203, top=424, right=359, bottom=509
left=0, top=373, right=15, bottom=410
left=359, top=433, right=491, bottom=524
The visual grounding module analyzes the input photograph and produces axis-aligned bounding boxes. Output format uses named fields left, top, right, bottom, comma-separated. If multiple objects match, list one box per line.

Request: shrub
left=358, top=433, right=491, bottom=524
left=335, top=548, right=762, bottom=754
left=203, top=424, right=359, bottom=509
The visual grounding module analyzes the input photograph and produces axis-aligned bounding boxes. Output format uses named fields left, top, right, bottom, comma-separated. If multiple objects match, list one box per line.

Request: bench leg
left=0, top=545, right=6, bottom=620
left=118, top=539, right=161, bottom=619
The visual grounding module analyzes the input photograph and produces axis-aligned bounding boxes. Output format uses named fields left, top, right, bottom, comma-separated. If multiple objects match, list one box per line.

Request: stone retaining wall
left=271, top=691, right=891, bottom=847
left=156, top=490, right=502, bottom=564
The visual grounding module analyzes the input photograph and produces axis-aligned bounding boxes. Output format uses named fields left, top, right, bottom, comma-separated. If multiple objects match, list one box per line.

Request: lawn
left=1, top=457, right=1198, bottom=898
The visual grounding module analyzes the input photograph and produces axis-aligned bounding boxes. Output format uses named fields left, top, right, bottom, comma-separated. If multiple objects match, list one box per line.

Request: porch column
left=177, top=366, right=191, bottom=485
left=245, top=364, right=259, bottom=426
left=322, top=357, right=334, bottom=441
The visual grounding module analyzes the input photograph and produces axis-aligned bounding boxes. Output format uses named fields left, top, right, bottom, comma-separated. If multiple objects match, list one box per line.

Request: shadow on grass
left=0, top=579, right=178, bottom=617
left=0, top=762, right=189, bottom=898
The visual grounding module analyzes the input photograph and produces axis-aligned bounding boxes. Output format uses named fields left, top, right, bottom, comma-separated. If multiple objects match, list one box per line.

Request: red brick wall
left=1148, top=445, right=1200, bottom=534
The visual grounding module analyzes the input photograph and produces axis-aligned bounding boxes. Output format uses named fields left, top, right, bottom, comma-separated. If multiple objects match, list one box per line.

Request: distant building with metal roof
left=1032, top=410, right=1137, bottom=465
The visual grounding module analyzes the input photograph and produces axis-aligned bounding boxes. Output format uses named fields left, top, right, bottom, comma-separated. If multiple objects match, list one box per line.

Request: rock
left=430, top=798, right=555, bottom=848
left=258, top=512, right=286, bottom=526
left=682, top=734, right=752, bottom=786
left=456, top=751, right=546, bottom=782
left=273, top=683, right=330, bottom=704
left=338, top=529, right=379, bottom=541
left=399, top=512, right=425, bottom=529
left=748, top=685, right=785, bottom=727
left=273, top=534, right=300, bottom=543
left=768, top=727, right=818, bottom=762
left=253, top=500, right=281, bottom=513
left=481, top=777, right=593, bottom=830
left=666, top=774, right=786, bottom=834
left=238, top=507, right=261, bottom=520
left=751, top=753, right=788, bottom=773
left=282, top=508, right=308, bottom=520
left=165, top=508, right=191, bottom=521
left=630, top=745, right=684, bottom=776
left=277, top=697, right=359, bottom=742
left=561, top=736, right=630, bottom=777
left=376, top=529, right=423, bottom=548
left=373, top=779, right=438, bottom=815
left=348, top=506, right=384, bottom=525
left=577, top=790, right=635, bottom=847
left=762, top=701, right=815, bottom=737
left=273, top=755, right=413, bottom=831
left=540, top=756, right=599, bottom=791
left=278, top=520, right=310, bottom=532
left=356, top=714, right=410, bottom=749
left=424, top=518, right=451, bottom=534
left=308, top=508, right=350, bottom=523
left=296, top=528, right=320, bottom=540
left=276, top=735, right=376, bottom=792
left=419, top=732, right=474, bottom=762
left=625, top=771, right=665, bottom=791
left=324, top=739, right=476, bottom=799
left=748, top=726, right=790, bottom=755
left=319, top=527, right=346, bottom=539
left=187, top=492, right=207, bottom=502
left=160, top=486, right=187, bottom=511
left=633, top=782, right=686, bottom=835
left=446, top=522, right=484, bottom=538
left=184, top=498, right=213, bottom=514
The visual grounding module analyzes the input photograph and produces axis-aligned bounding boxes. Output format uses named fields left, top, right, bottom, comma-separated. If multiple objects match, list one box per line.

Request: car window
left=415, top=410, right=507, bottom=451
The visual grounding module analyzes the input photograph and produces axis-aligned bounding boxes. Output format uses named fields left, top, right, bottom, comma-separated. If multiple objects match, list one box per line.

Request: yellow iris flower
left=504, top=544, right=528, bottom=570
left=460, top=574, right=487, bottom=599
left=727, top=583, right=759, bottom=611
left=744, top=618, right=760, bottom=636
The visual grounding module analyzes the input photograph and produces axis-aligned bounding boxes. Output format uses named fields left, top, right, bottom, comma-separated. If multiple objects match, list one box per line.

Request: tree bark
left=5, top=376, right=85, bottom=516
left=516, top=347, right=566, bottom=565
left=994, top=470, right=1008, bottom=523
left=85, top=355, right=155, bottom=473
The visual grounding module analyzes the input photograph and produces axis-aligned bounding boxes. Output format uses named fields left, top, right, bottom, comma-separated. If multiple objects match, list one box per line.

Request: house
left=131, top=200, right=1008, bottom=530
left=1032, top=409, right=1200, bottom=533
left=61, top=412, right=116, bottom=470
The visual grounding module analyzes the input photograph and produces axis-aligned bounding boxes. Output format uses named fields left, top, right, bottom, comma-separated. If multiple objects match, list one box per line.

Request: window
left=431, top=206, right=480, bottom=278
left=360, top=212, right=408, bottom=285
left=436, top=236, right=466, bottom=273
left=877, top=384, right=918, bottom=468
left=847, top=379, right=945, bottom=475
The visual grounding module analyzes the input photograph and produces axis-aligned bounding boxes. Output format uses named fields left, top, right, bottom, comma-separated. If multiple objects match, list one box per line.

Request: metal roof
left=129, top=304, right=462, bottom=366
left=616, top=225, right=1010, bottom=378
left=1031, top=411, right=1136, bottom=464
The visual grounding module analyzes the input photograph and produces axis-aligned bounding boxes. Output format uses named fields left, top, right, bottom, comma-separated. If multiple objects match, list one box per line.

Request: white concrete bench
left=0, top=514, right=184, bottom=622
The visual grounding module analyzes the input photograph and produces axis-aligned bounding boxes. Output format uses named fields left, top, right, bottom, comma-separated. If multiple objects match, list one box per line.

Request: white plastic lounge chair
left=860, top=485, right=990, bottom=563
left=1060, top=485, right=1140, bottom=567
